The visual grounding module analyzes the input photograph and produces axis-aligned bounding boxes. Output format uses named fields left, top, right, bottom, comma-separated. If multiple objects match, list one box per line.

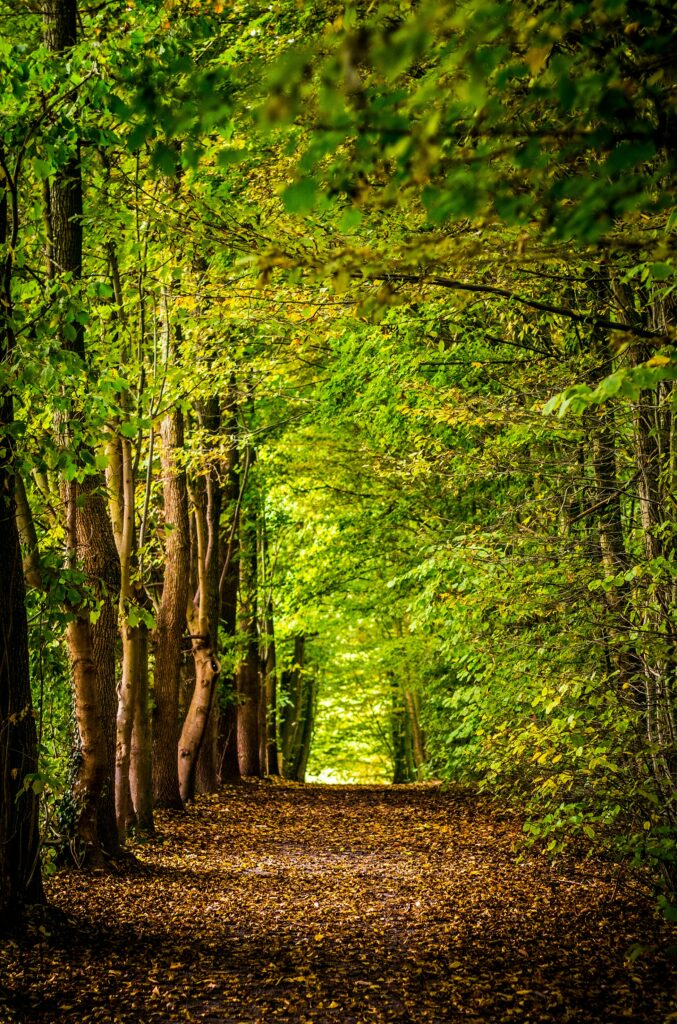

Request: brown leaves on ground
left=1, top=782, right=675, bottom=1023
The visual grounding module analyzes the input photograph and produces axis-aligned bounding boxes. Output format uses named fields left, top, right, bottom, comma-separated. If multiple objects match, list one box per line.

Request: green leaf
left=282, top=179, right=317, bottom=214
left=650, top=262, right=673, bottom=281
left=33, top=158, right=54, bottom=180
left=152, top=142, right=179, bottom=176
left=339, top=207, right=362, bottom=233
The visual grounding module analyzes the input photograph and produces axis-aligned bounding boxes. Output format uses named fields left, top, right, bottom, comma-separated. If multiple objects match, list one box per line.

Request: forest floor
left=1, top=782, right=675, bottom=1024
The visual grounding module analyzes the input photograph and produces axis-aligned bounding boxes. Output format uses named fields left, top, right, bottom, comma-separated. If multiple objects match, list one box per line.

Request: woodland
left=0, top=0, right=676, bottom=1020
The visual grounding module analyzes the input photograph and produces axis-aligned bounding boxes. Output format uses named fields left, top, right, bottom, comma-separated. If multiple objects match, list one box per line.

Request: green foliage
left=2, top=0, right=676, bottom=905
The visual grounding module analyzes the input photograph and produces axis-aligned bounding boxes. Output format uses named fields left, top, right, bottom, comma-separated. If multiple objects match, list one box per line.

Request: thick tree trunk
left=237, top=633, right=261, bottom=776
left=66, top=611, right=108, bottom=862
left=179, top=644, right=220, bottom=803
left=75, top=478, right=121, bottom=857
left=43, top=0, right=119, bottom=861
left=0, top=180, right=44, bottom=916
left=152, top=405, right=190, bottom=808
left=0, top=470, right=44, bottom=916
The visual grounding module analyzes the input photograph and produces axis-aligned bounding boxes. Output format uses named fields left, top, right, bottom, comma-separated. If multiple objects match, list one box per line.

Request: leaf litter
left=1, top=782, right=675, bottom=1023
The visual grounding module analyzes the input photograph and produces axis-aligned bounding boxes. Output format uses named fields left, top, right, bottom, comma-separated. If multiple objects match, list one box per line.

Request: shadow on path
left=1, top=783, right=674, bottom=1023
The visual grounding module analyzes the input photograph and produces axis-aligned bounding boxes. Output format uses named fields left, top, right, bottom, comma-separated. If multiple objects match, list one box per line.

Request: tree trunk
left=0, top=176, right=44, bottom=917
left=262, top=608, right=279, bottom=777
left=178, top=471, right=221, bottom=804
left=43, top=0, right=118, bottom=861
left=218, top=552, right=241, bottom=783
left=179, top=644, right=220, bottom=803
left=391, top=678, right=416, bottom=784
left=217, top=383, right=242, bottom=783
left=194, top=396, right=222, bottom=794
left=292, top=675, right=316, bottom=783
left=404, top=688, right=426, bottom=779
left=236, top=496, right=261, bottom=778
left=75, top=478, right=121, bottom=857
left=259, top=521, right=279, bottom=777
left=66, top=610, right=108, bottom=862
left=280, top=636, right=315, bottom=781
left=105, top=246, right=146, bottom=842
left=631, top=345, right=677, bottom=809
left=129, top=620, right=153, bottom=832
left=152, top=403, right=190, bottom=808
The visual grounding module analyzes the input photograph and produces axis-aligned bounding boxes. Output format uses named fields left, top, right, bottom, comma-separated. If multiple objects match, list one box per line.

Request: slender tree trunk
left=259, top=522, right=279, bottom=776
left=194, top=396, right=222, bottom=794
left=262, top=606, right=279, bottom=777
left=590, top=405, right=645, bottom=698
left=404, top=689, right=426, bottom=778
left=105, top=244, right=146, bottom=841
left=280, top=636, right=315, bottom=781
left=178, top=472, right=221, bottom=804
left=631, top=344, right=677, bottom=807
left=152, top=401, right=190, bottom=808
left=391, top=677, right=416, bottom=784
left=293, top=675, right=316, bottom=783
left=219, top=552, right=241, bottom=783
left=236, top=496, right=261, bottom=778
left=129, top=620, right=153, bottom=831
left=217, top=383, right=242, bottom=783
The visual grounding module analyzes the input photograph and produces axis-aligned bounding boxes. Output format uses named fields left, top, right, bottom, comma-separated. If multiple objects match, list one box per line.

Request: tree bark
left=129, top=620, right=153, bottom=832
left=104, top=243, right=148, bottom=843
left=262, top=612, right=279, bottom=777
left=0, top=172, right=44, bottom=917
left=43, top=0, right=119, bottom=861
left=391, top=677, right=416, bottom=784
left=194, top=396, right=222, bottom=794
left=404, top=688, right=426, bottom=779
left=75, top=478, right=121, bottom=857
left=631, top=343, right=677, bottom=808
left=280, top=636, right=315, bottom=781
left=259, top=522, right=279, bottom=776
left=178, top=472, right=221, bottom=804
left=236, top=495, right=261, bottom=778
left=217, top=383, right=242, bottom=784
left=152, top=403, right=190, bottom=808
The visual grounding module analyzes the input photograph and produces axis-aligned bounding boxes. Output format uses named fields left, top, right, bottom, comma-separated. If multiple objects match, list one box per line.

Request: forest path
left=2, top=782, right=675, bottom=1024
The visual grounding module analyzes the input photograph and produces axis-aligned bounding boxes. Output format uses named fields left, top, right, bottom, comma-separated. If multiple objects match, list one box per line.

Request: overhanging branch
left=371, top=273, right=664, bottom=340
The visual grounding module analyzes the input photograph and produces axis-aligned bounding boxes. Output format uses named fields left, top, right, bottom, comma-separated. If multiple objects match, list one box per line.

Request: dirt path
left=1, top=783, right=675, bottom=1023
